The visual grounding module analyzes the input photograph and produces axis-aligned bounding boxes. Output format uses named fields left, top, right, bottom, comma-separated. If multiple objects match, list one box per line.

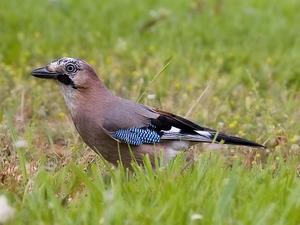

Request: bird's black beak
left=31, top=67, right=60, bottom=79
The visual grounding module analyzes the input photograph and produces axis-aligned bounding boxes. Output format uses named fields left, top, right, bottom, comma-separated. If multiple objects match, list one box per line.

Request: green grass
left=0, top=0, right=300, bottom=224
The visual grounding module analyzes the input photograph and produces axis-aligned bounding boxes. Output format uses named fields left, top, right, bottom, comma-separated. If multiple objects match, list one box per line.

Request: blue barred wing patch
left=112, top=127, right=161, bottom=145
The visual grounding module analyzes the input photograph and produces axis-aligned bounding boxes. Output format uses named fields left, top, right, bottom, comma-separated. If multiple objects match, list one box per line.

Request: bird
left=32, top=57, right=264, bottom=167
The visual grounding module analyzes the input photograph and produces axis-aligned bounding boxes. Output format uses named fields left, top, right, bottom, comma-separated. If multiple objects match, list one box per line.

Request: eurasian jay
left=32, top=57, right=264, bottom=167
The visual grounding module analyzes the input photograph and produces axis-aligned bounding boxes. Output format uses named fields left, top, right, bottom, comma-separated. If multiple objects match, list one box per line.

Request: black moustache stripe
left=57, top=75, right=77, bottom=89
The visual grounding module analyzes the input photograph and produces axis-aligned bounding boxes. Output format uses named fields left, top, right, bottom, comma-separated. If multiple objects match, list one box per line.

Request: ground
left=0, top=0, right=300, bottom=224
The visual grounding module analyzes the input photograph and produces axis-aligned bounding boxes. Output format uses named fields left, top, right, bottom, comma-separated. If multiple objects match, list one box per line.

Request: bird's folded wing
left=104, top=107, right=216, bottom=145
left=101, top=98, right=263, bottom=147
left=105, top=105, right=263, bottom=147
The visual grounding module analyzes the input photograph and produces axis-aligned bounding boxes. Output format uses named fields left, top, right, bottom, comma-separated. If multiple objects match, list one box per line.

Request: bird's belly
left=74, top=122, right=140, bottom=166
left=74, top=118, right=190, bottom=167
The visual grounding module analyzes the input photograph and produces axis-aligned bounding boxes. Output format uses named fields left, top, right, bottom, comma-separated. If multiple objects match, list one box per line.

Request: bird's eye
left=65, top=63, right=77, bottom=73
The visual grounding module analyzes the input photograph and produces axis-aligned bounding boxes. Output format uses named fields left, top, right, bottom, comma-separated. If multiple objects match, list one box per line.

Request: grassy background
left=1, top=0, right=300, bottom=224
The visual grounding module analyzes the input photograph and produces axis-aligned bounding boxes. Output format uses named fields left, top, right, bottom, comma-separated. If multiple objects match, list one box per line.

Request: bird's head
left=32, top=57, right=99, bottom=89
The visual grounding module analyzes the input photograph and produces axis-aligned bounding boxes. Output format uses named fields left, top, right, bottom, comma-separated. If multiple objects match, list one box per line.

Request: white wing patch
left=160, top=126, right=214, bottom=143
left=164, top=126, right=181, bottom=133
left=161, top=129, right=213, bottom=142
left=195, top=130, right=212, bottom=138
left=163, top=127, right=212, bottom=139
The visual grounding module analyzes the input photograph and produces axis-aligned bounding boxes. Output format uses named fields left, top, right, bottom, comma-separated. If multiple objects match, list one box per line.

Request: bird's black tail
left=212, top=132, right=265, bottom=148
left=161, top=129, right=265, bottom=148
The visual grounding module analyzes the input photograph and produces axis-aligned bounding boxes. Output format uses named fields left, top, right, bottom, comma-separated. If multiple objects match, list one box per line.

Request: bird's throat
left=60, top=84, right=78, bottom=118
